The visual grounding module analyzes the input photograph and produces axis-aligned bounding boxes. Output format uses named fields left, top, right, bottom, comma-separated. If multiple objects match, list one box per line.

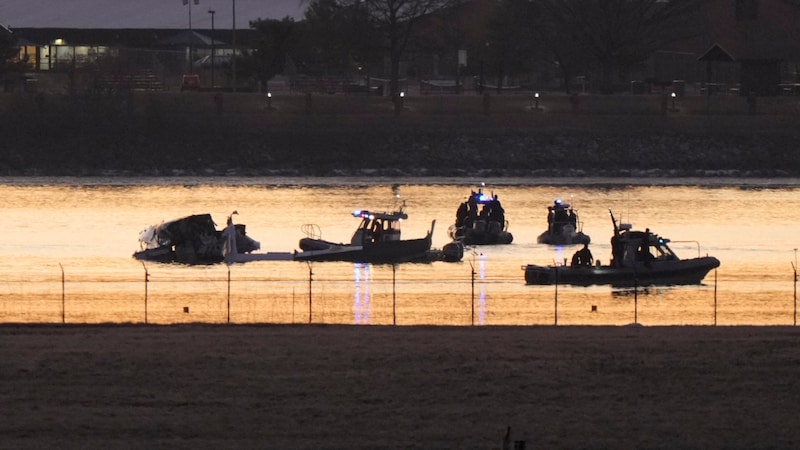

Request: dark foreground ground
left=2, top=324, right=799, bottom=449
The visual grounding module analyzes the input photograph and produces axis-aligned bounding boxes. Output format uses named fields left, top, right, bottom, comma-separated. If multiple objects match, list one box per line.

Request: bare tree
left=243, top=17, right=301, bottom=92
left=349, top=0, right=456, bottom=97
left=537, top=0, right=703, bottom=93
left=303, top=0, right=375, bottom=75
left=481, top=0, right=537, bottom=92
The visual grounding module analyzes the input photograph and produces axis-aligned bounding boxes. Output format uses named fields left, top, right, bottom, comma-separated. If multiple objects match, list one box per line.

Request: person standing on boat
left=553, top=201, right=568, bottom=233
left=372, top=220, right=383, bottom=243
left=639, top=228, right=654, bottom=267
left=456, top=201, right=469, bottom=228
left=489, top=195, right=504, bottom=227
left=466, top=193, right=478, bottom=228
left=611, top=235, right=624, bottom=267
left=571, top=241, right=593, bottom=267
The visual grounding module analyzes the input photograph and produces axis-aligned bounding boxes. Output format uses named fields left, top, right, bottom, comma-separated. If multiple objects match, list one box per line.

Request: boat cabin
left=547, top=199, right=579, bottom=233
left=611, top=224, right=679, bottom=267
left=350, top=209, right=405, bottom=245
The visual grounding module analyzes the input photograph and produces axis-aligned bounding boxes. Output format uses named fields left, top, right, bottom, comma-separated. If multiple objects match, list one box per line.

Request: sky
left=0, top=0, right=305, bottom=29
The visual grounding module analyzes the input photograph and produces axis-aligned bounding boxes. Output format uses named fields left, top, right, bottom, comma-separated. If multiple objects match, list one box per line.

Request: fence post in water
left=59, top=263, right=65, bottom=324
left=793, top=250, right=797, bottom=326
left=470, top=257, right=475, bottom=326
left=227, top=264, right=231, bottom=324
left=554, top=267, right=558, bottom=326
left=634, top=277, right=639, bottom=324
left=141, top=261, right=148, bottom=324
left=307, top=262, right=313, bottom=324
left=392, top=264, right=397, bottom=326
left=714, top=269, right=718, bottom=326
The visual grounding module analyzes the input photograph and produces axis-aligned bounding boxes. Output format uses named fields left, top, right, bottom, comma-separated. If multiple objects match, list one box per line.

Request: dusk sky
left=0, top=0, right=304, bottom=29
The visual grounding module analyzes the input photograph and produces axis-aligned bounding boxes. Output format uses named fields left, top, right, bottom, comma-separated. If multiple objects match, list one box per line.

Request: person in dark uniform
left=639, top=228, right=653, bottom=267
left=571, top=241, right=594, bottom=267
left=490, top=196, right=505, bottom=227
left=466, top=193, right=478, bottom=228
left=611, top=235, right=624, bottom=267
left=456, top=201, right=468, bottom=228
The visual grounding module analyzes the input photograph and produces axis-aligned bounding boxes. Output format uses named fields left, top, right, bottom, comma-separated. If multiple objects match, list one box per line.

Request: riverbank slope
left=2, top=92, right=799, bottom=177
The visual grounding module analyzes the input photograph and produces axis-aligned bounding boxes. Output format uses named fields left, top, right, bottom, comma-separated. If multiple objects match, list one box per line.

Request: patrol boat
left=536, top=198, right=590, bottom=245
left=524, top=209, right=720, bottom=286
left=448, top=187, right=513, bottom=245
left=295, top=202, right=462, bottom=264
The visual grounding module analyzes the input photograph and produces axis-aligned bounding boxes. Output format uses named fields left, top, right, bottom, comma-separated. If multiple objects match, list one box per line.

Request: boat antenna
left=390, top=184, right=402, bottom=210
left=227, top=210, right=239, bottom=226
left=609, top=208, right=620, bottom=237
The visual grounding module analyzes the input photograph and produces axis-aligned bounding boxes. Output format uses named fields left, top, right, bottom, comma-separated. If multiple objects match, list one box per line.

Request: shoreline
left=2, top=93, right=800, bottom=178
left=2, top=174, right=800, bottom=187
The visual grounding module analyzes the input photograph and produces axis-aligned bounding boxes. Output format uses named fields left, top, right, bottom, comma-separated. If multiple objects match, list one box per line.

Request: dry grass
left=2, top=324, right=800, bottom=449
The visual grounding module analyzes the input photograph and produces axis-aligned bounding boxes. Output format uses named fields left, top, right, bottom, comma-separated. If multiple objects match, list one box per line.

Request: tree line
left=0, top=0, right=704, bottom=95
left=239, top=0, right=704, bottom=95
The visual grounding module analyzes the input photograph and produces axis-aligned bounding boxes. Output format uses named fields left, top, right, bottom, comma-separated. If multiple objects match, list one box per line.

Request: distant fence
left=3, top=89, right=800, bottom=117
left=0, top=264, right=798, bottom=326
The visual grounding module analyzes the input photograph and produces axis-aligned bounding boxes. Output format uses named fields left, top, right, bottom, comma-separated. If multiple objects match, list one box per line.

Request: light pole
left=671, top=91, right=676, bottom=111
left=208, top=9, right=215, bottom=88
left=232, top=0, right=237, bottom=93
left=182, top=0, right=199, bottom=74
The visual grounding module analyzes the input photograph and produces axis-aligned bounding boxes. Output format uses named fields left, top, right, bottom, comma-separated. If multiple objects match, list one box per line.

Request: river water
left=1, top=177, right=798, bottom=326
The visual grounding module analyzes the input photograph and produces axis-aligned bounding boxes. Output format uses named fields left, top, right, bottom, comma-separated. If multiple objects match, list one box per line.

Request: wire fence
left=0, top=263, right=798, bottom=326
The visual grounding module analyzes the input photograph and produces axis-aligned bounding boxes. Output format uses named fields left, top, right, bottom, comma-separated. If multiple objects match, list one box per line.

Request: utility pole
left=209, top=9, right=215, bottom=88
left=232, top=0, right=237, bottom=92
left=182, top=0, right=199, bottom=74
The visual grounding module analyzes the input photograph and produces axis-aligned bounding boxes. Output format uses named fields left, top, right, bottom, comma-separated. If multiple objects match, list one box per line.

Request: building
left=8, top=27, right=259, bottom=92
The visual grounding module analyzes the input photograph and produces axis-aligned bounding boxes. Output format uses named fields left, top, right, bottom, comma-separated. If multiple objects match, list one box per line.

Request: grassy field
left=2, top=324, right=800, bottom=449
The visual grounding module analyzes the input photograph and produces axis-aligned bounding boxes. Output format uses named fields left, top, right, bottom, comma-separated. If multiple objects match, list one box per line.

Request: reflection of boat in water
left=295, top=202, right=463, bottom=263
left=524, top=209, right=720, bottom=286
left=536, top=199, right=590, bottom=245
left=447, top=188, right=513, bottom=245
left=133, top=212, right=293, bottom=264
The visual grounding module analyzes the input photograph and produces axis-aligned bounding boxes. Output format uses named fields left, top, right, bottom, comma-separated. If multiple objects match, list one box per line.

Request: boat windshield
left=615, top=229, right=679, bottom=265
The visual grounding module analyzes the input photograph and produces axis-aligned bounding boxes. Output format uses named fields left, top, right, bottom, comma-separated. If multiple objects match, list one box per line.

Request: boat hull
left=294, top=237, right=433, bottom=264
left=450, top=225, right=513, bottom=245
left=536, top=229, right=590, bottom=246
left=524, top=257, right=721, bottom=286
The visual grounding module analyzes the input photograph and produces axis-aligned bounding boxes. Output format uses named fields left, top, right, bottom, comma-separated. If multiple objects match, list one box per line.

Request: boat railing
left=301, top=223, right=322, bottom=240
left=669, top=240, right=701, bottom=258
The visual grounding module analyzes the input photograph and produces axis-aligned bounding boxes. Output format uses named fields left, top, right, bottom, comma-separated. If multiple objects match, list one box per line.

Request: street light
left=182, top=0, right=199, bottom=74
left=532, top=92, right=540, bottom=110
left=232, top=0, right=237, bottom=93
left=208, top=9, right=215, bottom=88
left=671, top=91, right=676, bottom=111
